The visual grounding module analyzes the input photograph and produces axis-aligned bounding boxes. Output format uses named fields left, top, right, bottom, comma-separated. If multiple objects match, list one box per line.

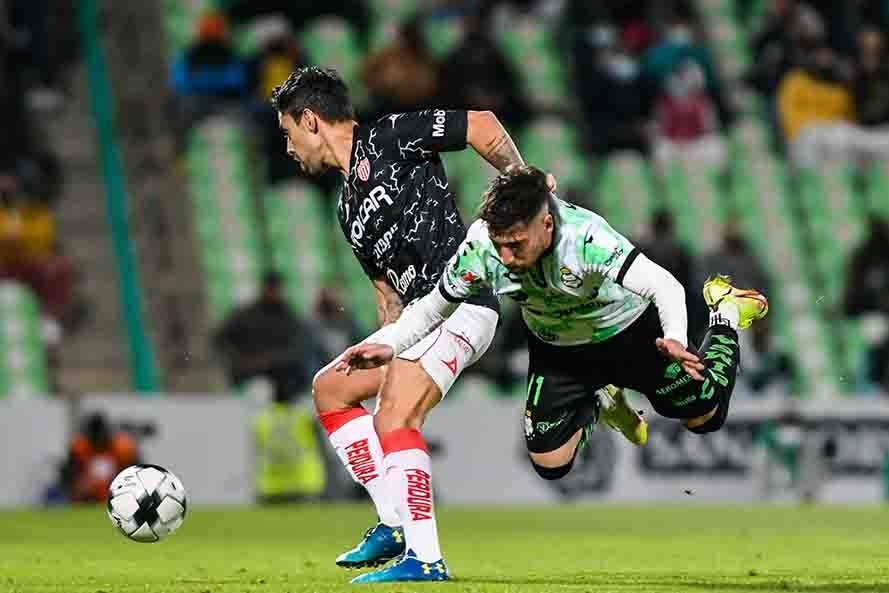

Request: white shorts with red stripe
left=372, top=302, right=499, bottom=396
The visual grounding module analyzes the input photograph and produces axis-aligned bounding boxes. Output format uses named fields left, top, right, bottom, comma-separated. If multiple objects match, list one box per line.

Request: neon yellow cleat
left=597, top=385, right=647, bottom=446
left=702, top=275, right=769, bottom=330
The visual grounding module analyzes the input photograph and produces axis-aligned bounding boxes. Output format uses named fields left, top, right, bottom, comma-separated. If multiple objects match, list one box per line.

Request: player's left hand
left=655, top=338, right=706, bottom=381
left=334, top=343, right=395, bottom=375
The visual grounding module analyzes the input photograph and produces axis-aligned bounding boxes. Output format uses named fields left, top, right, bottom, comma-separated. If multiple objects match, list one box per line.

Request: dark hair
left=270, top=66, right=355, bottom=123
left=262, top=270, right=283, bottom=287
left=478, top=165, right=554, bottom=233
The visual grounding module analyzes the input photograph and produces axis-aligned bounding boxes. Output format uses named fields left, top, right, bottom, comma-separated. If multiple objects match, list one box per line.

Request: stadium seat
left=187, top=118, right=263, bottom=322
left=0, top=282, right=49, bottom=398
left=519, top=118, right=590, bottom=198
left=264, top=182, right=331, bottom=316
left=498, top=18, right=565, bottom=108
left=596, top=153, right=657, bottom=242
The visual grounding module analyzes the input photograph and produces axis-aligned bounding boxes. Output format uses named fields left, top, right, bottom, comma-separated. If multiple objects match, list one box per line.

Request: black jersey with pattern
left=336, top=109, right=497, bottom=311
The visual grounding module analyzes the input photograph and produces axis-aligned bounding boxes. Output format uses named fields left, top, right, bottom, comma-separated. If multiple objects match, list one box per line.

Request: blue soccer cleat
left=336, top=522, right=405, bottom=569
left=350, top=549, right=449, bottom=584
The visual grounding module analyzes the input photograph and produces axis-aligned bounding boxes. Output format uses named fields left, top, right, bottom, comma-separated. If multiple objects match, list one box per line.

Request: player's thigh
left=399, top=302, right=499, bottom=398
left=375, top=358, right=443, bottom=433
left=313, top=359, right=383, bottom=412
left=523, top=337, right=603, bottom=457
left=312, top=324, right=396, bottom=411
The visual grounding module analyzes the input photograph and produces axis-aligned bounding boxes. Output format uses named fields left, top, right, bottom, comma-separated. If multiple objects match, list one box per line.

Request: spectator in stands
left=574, top=25, right=654, bottom=156
left=637, top=209, right=702, bottom=336
left=699, top=223, right=785, bottom=392
left=440, top=10, right=532, bottom=133
left=640, top=12, right=733, bottom=128
left=59, top=412, right=139, bottom=503
left=224, top=0, right=372, bottom=50
left=214, top=271, right=326, bottom=402
left=844, top=216, right=889, bottom=392
left=245, top=17, right=309, bottom=186
left=359, top=16, right=440, bottom=120
left=0, top=175, right=74, bottom=327
left=778, top=40, right=856, bottom=168
left=850, top=27, right=889, bottom=164
left=171, top=12, right=246, bottom=123
left=747, top=0, right=798, bottom=98
left=652, top=59, right=726, bottom=171
left=314, top=286, right=363, bottom=362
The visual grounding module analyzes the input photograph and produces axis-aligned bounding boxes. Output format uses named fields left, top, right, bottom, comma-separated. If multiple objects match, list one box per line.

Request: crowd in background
left=167, top=0, right=889, bottom=399
left=1, top=0, right=81, bottom=379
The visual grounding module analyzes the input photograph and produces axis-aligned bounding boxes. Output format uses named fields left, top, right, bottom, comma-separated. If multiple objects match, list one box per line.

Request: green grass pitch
left=2, top=504, right=888, bottom=592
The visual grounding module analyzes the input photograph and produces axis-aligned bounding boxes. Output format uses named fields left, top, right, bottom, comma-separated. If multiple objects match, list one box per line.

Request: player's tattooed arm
left=466, top=111, right=525, bottom=172
left=373, top=279, right=404, bottom=326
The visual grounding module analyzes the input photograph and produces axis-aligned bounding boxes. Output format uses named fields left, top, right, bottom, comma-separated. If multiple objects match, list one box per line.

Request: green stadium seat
left=0, top=282, right=49, bottom=398
left=596, top=153, right=656, bottom=241
left=264, top=182, right=331, bottom=315
left=187, top=118, right=263, bottom=322
left=499, top=18, right=566, bottom=107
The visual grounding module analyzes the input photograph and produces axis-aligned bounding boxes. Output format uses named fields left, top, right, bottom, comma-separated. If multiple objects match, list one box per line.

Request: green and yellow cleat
left=702, top=275, right=769, bottom=330
left=597, top=385, right=647, bottom=446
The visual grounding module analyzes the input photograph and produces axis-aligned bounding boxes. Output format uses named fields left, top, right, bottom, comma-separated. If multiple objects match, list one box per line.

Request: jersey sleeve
left=388, top=110, right=468, bottom=158
left=577, top=214, right=639, bottom=285
left=439, top=223, right=489, bottom=301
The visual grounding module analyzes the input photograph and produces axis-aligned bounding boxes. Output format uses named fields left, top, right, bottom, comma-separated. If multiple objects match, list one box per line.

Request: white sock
left=381, top=429, right=442, bottom=562
left=321, top=409, right=401, bottom=527
left=709, top=301, right=740, bottom=330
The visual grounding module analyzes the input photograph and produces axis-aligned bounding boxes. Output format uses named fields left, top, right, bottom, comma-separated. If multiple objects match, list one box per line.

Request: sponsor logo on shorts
left=536, top=412, right=569, bottom=435
left=405, top=468, right=433, bottom=520
left=440, top=356, right=458, bottom=377
left=357, top=158, right=371, bottom=181
left=345, top=439, right=379, bottom=485
left=664, top=362, right=682, bottom=380
left=655, top=373, right=695, bottom=397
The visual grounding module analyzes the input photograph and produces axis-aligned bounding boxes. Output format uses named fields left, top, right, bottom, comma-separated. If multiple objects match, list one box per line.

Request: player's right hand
left=334, top=343, right=395, bottom=374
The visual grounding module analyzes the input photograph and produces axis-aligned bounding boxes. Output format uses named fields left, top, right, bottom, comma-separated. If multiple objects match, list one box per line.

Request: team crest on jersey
left=357, top=158, right=371, bottom=181
left=560, top=266, right=582, bottom=288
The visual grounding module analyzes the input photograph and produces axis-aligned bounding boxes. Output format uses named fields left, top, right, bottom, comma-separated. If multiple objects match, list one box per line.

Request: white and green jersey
left=440, top=198, right=649, bottom=346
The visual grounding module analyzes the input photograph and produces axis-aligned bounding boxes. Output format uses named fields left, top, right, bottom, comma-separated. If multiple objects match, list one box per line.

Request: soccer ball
left=107, top=464, right=187, bottom=543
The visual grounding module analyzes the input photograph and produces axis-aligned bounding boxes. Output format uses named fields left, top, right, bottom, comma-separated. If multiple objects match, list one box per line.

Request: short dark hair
left=479, top=165, right=554, bottom=233
left=270, top=67, right=355, bottom=123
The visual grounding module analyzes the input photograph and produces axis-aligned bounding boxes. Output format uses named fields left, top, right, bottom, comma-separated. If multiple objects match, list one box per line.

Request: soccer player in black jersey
left=271, top=67, right=535, bottom=583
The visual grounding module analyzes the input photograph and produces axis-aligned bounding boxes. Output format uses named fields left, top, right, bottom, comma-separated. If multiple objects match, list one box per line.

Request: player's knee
left=312, top=367, right=343, bottom=413
left=529, top=457, right=575, bottom=481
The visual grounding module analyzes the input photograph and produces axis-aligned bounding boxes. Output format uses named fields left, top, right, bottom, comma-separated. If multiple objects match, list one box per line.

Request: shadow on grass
left=456, top=576, right=886, bottom=592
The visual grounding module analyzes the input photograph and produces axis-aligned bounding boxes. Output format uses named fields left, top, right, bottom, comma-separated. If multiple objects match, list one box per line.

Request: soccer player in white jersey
left=338, top=165, right=768, bottom=485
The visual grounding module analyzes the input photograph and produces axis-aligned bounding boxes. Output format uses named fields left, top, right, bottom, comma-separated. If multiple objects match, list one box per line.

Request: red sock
left=320, top=408, right=400, bottom=526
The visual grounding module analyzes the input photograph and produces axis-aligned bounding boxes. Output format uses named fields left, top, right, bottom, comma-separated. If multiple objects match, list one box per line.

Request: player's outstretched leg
left=350, top=359, right=449, bottom=584
left=680, top=275, right=768, bottom=433
left=313, top=364, right=405, bottom=569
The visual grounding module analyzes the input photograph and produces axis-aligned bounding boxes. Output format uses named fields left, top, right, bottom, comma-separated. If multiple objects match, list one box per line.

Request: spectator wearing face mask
left=641, top=14, right=734, bottom=129
left=574, top=25, right=655, bottom=156
left=652, top=59, right=726, bottom=171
